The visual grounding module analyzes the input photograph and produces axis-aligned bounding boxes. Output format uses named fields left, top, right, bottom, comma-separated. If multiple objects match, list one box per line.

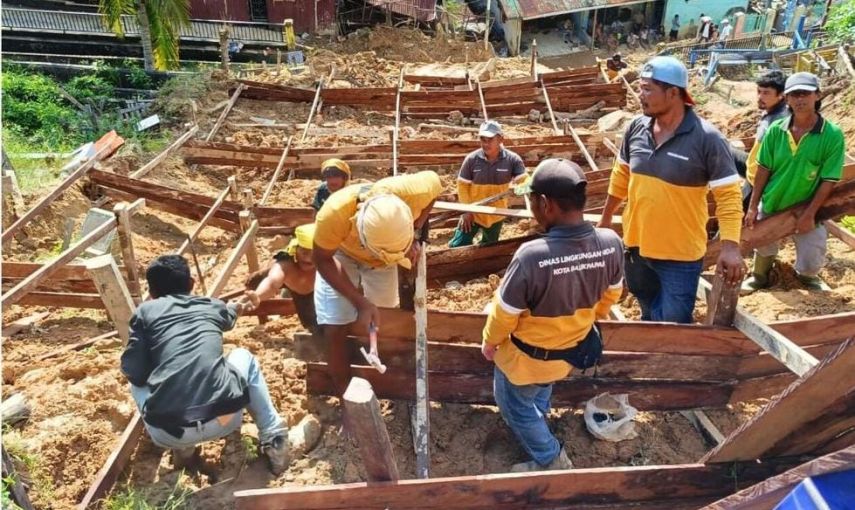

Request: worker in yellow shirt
left=598, top=56, right=745, bottom=323
left=483, top=159, right=624, bottom=473
left=242, top=223, right=318, bottom=331
left=312, top=171, right=442, bottom=394
left=450, top=120, right=527, bottom=247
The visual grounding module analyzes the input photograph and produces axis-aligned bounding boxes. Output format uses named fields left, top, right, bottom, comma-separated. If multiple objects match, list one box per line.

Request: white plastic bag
left=584, top=393, right=639, bottom=442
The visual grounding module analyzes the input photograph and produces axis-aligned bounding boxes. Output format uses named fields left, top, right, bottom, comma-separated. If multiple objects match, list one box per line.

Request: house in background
left=183, top=0, right=337, bottom=33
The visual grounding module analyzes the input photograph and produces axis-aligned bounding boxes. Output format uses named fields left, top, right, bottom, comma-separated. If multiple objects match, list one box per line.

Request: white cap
left=478, top=120, right=503, bottom=138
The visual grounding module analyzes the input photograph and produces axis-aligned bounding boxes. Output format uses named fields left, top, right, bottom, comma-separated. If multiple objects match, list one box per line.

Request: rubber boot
left=797, top=273, right=831, bottom=291
left=740, top=254, right=775, bottom=295
left=171, top=446, right=200, bottom=471
left=510, top=447, right=573, bottom=473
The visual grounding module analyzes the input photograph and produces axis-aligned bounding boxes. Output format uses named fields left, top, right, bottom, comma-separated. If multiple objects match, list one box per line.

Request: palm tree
left=99, top=0, right=190, bottom=71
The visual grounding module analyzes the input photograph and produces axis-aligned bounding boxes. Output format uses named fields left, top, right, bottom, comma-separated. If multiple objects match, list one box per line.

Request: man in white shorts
left=312, top=170, right=442, bottom=395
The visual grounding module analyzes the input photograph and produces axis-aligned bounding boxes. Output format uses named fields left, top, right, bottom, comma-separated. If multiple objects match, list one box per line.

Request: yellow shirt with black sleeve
left=313, top=171, right=442, bottom=268
left=608, top=108, right=743, bottom=262
left=457, top=148, right=526, bottom=228
left=483, top=223, right=624, bottom=386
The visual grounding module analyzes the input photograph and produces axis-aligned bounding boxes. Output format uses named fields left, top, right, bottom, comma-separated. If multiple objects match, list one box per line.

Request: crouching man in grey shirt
left=121, top=255, right=289, bottom=475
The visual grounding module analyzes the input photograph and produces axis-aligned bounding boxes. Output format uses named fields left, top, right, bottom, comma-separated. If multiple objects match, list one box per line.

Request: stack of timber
left=233, top=66, right=626, bottom=117
left=181, top=134, right=615, bottom=171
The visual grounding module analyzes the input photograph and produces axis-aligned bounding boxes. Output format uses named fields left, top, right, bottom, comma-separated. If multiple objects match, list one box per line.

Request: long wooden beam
left=233, top=457, right=796, bottom=510
left=701, top=445, right=855, bottom=510
left=824, top=219, right=855, bottom=249
left=703, top=177, right=855, bottom=267
left=77, top=415, right=143, bottom=509
left=206, top=84, right=244, bottom=142
left=702, top=340, right=855, bottom=463
left=208, top=219, right=259, bottom=297
left=1, top=217, right=117, bottom=306
left=2, top=144, right=111, bottom=243
left=176, top=185, right=232, bottom=256
left=262, top=136, right=293, bottom=204
left=129, top=124, right=199, bottom=179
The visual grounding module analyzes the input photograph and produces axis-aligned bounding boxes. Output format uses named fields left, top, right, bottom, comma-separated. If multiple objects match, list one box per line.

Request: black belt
left=510, top=325, right=602, bottom=370
left=143, top=388, right=250, bottom=439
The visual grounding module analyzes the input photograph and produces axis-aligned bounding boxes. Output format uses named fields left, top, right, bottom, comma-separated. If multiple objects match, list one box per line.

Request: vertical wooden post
left=85, top=254, right=136, bottom=344
left=484, top=0, right=491, bottom=50
left=705, top=275, right=739, bottom=327
left=219, top=25, right=231, bottom=71
left=591, top=9, right=598, bottom=50
left=413, top=246, right=430, bottom=478
left=477, top=81, right=489, bottom=121
left=238, top=211, right=261, bottom=274
left=530, top=39, right=538, bottom=80
left=227, top=176, right=240, bottom=202
left=343, top=377, right=400, bottom=482
left=113, top=202, right=142, bottom=304
left=540, top=79, right=561, bottom=135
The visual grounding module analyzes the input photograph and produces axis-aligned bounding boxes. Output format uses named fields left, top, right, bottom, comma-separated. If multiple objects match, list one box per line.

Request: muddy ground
left=3, top=33, right=855, bottom=509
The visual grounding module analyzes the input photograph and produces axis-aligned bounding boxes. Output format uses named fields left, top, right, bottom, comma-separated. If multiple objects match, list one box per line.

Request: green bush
left=1, top=69, right=84, bottom=150
left=825, top=0, right=855, bottom=44
left=65, top=74, right=115, bottom=101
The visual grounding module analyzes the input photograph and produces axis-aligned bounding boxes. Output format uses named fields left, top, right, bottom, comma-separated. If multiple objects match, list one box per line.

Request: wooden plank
left=1, top=311, right=50, bottom=337
left=129, top=125, right=198, bottom=179
left=15, top=292, right=104, bottom=309
left=540, top=79, right=560, bottom=134
left=306, top=363, right=734, bottom=411
left=1, top=217, right=117, bottom=307
left=824, top=219, right=855, bottom=249
left=703, top=177, right=855, bottom=267
left=393, top=67, right=404, bottom=176
left=342, top=378, right=399, bottom=482
left=703, top=340, right=855, bottom=462
left=737, top=343, right=842, bottom=379
left=176, top=186, right=232, bottom=256
left=729, top=373, right=796, bottom=403
left=767, top=311, right=855, bottom=347
left=294, top=332, right=742, bottom=381
left=206, top=84, right=244, bottom=142
left=413, top=247, right=429, bottom=479
left=85, top=255, right=135, bottom=343
left=700, top=445, right=855, bottom=510
left=301, top=78, right=325, bottom=142
left=2, top=144, right=110, bottom=244
left=704, top=276, right=739, bottom=327
left=208, top=220, right=259, bottom=297
left=113, top=202, right=142, bottom=300
left=263, top=136, right=293, bottom=202
left=233, top=458, right=794, bottom=510
left=566, top=122, right=599, bottom=172
left=77, top=414, right=143, bottom=509
left=476, top=80, right=488, bottom=121
left=766, top=391, right=855, bottom=457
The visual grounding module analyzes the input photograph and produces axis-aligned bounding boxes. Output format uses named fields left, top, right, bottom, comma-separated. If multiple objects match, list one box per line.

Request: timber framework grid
left=3, top=62, right=855, bottom=510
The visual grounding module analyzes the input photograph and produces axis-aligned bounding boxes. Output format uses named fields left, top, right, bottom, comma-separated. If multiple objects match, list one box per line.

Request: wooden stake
left=130, top=125, right=199, bottom=179
left=227, top=176, right=240, bottom=202
left=239, top=210, right=261, bottom=274
left=176, top=185, right=232, bottom=256
left=393, top=67, right=405, bottom=176
left=704, top=275, right=739, bottom=327
left=113, top=202, right=142, bottom=303
left=185, top=234, right=209, bottom=296
left=263, top=136, right=294, bottom=203
left=484, top=0, right=491, bottom=50
left=476, top=80, right=489, bottom=121
left=301, top=76, right=326, bottom=142
left=1, top=145, right=110, bottom=244
left=540, top=79, right=561, bottom=135
left=530, top=39, right=538, bottom=80
left=78, top=414, right=144, bottom=509
left=566, top=122, right=599, bottom=171
left=85, top=254, right=135, bottom=344
left=620, top=74, right=641, bottom=109
left=343, top=377, right=400, bottom=482
left=2, top=445, right=35, bottom=510
left=206, top=84, right=245, bottom=142
left=413, top=245, right=430, bottom=478
left=208, top=220, right=259, bottom=298
left=1, top=217, right=117, bottom=307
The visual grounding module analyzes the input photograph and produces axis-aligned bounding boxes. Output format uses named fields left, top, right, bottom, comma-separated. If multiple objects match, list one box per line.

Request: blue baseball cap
left=639, top=56, right=695, bottom=105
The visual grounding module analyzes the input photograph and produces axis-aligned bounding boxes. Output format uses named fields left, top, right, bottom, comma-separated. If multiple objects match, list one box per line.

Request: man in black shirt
left=122, top=255, right=289, bottom=475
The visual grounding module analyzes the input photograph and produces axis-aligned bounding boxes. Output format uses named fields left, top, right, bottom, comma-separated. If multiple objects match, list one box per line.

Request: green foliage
left=124, top=59, right=154, bottom=88
left=153, top=71, right=211, bottom=119
left=2, top=429, right=55, bottom=502
left=241, top=434, right=259, bottom=462
left=65, top=74, right=115, bottom=101
left=98, top=0, right=190, bottom=70
left=102, top=479, right=192, bottom=510
left=825, top=0, right=855, bottom=44
left=1, top=68, right=85, bottom=150
left=2, top=475, right=23, bottom=510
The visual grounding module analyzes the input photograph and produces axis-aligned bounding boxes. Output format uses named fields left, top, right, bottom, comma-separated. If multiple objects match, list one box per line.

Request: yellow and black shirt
left=609, top=108, right=743, bottom=261
left=483, top=223, right=624, bottom=385
left=458, top=148, right=526, bottom=228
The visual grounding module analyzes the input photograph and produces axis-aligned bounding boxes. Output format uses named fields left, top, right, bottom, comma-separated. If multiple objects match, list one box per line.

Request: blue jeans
left=131, top=348, right=286, bottom=449
left=493, top=366, right=560, bottom=466
left=624, top=248, right=703, bottom=324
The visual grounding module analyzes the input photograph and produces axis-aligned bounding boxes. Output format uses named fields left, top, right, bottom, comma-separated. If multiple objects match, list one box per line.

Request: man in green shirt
left=742, top=72, right=845, bottom=293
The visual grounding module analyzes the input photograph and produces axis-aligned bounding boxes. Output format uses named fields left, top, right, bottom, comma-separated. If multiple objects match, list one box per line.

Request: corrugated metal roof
left=504, top=0, right=652, bottom=21
left=364, top=0, right=437, bottom=22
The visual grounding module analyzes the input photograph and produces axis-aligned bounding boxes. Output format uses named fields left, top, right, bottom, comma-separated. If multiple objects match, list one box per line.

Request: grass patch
left=242, top=434, right=259, bottom=462
left=840, top=216, right=855, bottom=234
left=103, top=478, right=192, bottom=510
left=2, top=427, right=55, bottom=503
